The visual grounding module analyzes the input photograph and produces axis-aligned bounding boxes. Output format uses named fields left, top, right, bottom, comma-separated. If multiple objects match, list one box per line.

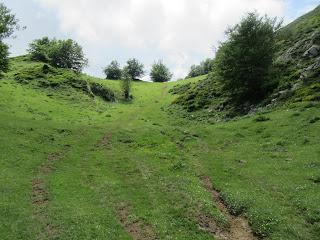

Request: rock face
left=303, top=45, right=320, bottom=58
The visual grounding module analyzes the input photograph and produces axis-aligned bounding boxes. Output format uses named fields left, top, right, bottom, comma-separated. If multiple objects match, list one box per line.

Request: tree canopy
left=104, top=60, right=122, bottom=80
left=0, top=3, right=22, bottom=73
left=150, top=60, right=172, bottom=82
left=186, top=58, right=214, bottom=78
left=0, top=3, right=22, bottom=41
left=215, top=12, right=281, bottom=103
left=123, top=58, right=144, bottom=80
left=28, top=37, right=88, bottom=73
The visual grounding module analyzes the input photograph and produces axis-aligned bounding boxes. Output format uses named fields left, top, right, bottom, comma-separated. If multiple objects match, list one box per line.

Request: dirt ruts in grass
left=32, top=149, right=68, bottom=206
left=31, top=146, right=70, bottom=240
left=117, top=204, right=158, bottom=240
left=200, top=176, right=256, bottom=240
left=160, top=82, right=168, bottom=100
left=94, top=132, right=112, bottom=148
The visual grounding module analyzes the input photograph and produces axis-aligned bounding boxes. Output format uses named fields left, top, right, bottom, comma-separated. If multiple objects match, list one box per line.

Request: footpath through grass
left=0, top=72, right=319, bottom=239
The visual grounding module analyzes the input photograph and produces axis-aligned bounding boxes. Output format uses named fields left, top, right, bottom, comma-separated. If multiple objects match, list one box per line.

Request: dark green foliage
left=28, top=37, right=88, bottom=73
left=172, top=75, right=228, bottom=114
left=0, top=42, right=9, bottom=73
left=104, top=60, right=122, bottom=80
left=150, top=60, right=172, bottom=82
left=169, top=82, right=192, bottom=95
left=121, top=70, right=132, bottom=100
left=309, top=116, right=320, bottom=123
left=89, top=82, right=116, bottom=102
left=0, top=3, right=21, bottom=74
left=215, top=12, right=281, bottom=104
left=123, top=58, right=144, bottom=80
left=28, top=37, right=51, bottom=62
left=254, top=115, right=270, bottom=122
left=186, top=58, right=214, bottom=78
left=171, top=6, right=320, bottom=119
left=0, top=3, right=22, bottom=41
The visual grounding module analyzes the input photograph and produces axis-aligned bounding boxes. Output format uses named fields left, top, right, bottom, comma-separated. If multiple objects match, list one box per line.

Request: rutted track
left=201, top=176, right=256, bottom=240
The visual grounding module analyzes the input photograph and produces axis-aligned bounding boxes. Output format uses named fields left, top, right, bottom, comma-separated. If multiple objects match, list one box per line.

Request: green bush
left=28, top=37, right=88, bottom=73
left=104, top=60, right=122, bottom=80
left=254, top=115, right=271, bottom=122
left=215, top=12, right=281, bottom=104
left=186, top=58, right=214, bottom=78
left=90, top=82, right=116, bottom=102
left=150, top=60, right=172, bottom=82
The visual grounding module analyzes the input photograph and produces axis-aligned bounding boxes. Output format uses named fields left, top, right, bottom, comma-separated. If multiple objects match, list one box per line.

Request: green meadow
left=1, top=57, right=319, bottom=240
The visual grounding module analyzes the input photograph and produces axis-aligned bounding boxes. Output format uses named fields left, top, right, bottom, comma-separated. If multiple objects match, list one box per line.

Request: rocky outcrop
left=303, top=45, right=320, bottom=58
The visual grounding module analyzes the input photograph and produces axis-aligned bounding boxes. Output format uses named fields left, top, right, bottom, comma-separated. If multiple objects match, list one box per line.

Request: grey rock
left=292, top=81, right=302, bottom=91
left=303, top=45, right=320, bottom=58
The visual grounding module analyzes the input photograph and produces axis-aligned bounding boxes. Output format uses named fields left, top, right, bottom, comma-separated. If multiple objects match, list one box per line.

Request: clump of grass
left=254, top=115, right=270, bottom=122
left=309, top=116, right=320, bottom=123
left=247, top=208, right=281, bottom=238
left=170, top=161, right=186, bottom=171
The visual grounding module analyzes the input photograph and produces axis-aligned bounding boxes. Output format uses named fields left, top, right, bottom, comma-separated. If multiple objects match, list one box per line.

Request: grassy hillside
left=171, top=5, right=320, bottom=120
left=0, top=55, right=320, bottom=240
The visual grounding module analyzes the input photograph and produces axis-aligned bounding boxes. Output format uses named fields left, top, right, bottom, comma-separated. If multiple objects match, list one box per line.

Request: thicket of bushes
left=28, top=37, right=88, bottom=73
left=186, top=58, right=214, bottom=78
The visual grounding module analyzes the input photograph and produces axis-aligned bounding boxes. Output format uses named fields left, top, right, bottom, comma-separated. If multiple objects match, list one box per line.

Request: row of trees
left=104, top=59, right=172, bottom=100
left=0, top=1, right=281, bottom=104
left=186, top=58, right=214, bottom=78
left=104, top=59, right=172, bottom=82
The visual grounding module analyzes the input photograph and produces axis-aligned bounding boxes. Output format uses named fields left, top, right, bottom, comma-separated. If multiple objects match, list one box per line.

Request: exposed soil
left=200, top=176, right=256, bottom=240
left=31, top=147, right=70, bottom=239
left=94, top=132, right=112, bottom=148
left=32, top=179, right=49, bottom=205
left=117, top=204, right=158, bottom=240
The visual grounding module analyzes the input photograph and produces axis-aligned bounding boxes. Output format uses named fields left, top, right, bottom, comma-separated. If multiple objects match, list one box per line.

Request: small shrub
left=254, top=115, right=271, bottom=122
left=309, top=116, right=320, bottom=123
left=90, top=82, right=116, bottom=102
left=170, top=161, right=186, bottom=171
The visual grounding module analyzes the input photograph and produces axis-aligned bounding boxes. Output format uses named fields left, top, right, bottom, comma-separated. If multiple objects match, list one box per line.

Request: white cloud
left=35, top=0, right=288, bottom=79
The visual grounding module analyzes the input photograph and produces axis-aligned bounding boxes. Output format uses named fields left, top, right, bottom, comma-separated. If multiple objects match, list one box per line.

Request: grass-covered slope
left=171, top=5, right=320, bottom=119
left=1, top=55, right=320, bottom=239
left=8, top=56, right=118, bottom=102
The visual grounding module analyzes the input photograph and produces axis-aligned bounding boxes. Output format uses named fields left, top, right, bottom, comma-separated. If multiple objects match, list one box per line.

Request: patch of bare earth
left=32, top=179, right=49, bottom=205
left=200, top=176, right=256, bottom=240
left=117, top=204, right=158, bottom=240
left=31, top=148, right=69, bottom=240
left=94, top=132, right=112, bottom=148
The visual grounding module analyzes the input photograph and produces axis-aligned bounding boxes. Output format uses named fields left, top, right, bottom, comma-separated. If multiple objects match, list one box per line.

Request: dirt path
left=200, top=176, right=256, bottom=240
left=117, top=204, right=158, bottom=240
left=31, top=147, right=70, bottom=240
left=160, top=82, right=168, bottom=99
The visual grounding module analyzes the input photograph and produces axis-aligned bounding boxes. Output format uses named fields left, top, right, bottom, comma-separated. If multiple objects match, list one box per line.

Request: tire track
left=200, top=176, right=256, bottom=240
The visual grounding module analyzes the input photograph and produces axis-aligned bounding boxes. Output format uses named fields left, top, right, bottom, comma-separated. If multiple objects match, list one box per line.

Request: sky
left=3, top=0, right=319, bottom=80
